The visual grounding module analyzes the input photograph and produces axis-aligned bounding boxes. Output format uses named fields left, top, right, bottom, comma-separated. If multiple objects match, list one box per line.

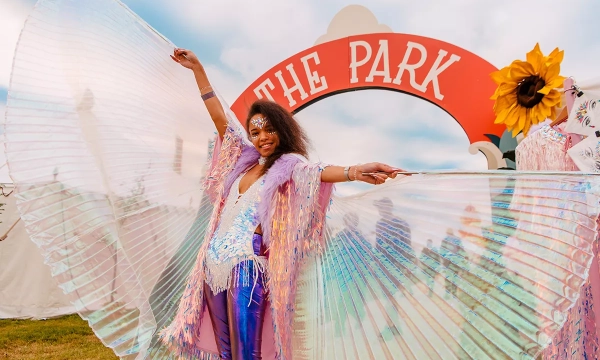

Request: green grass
left=0, top=314, right=117, bottom=360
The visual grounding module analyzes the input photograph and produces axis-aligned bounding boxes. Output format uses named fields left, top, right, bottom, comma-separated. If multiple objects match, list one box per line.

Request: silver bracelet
left=344, top=166, right=351, bottom=181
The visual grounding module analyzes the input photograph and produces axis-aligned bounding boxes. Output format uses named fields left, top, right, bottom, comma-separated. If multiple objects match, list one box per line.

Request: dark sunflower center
left=516, top=76, right=546, bottom=108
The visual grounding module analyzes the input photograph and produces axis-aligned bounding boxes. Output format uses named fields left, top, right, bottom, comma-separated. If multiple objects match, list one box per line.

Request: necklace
left=258, top=156, right=267, bottom=165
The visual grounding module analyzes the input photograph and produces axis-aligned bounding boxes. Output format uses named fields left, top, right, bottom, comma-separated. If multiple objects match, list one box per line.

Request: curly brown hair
left=245, top=99, right=310, bottom=174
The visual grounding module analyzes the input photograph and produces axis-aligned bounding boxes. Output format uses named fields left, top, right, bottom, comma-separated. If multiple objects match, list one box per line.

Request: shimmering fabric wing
left=4, top=0, right=225, bottom=358
left=292, top=173, right=600, bottom=360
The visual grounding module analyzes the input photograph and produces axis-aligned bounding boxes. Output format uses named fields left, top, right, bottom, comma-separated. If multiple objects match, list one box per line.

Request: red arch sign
left=231, top=33, right=505, bottom=144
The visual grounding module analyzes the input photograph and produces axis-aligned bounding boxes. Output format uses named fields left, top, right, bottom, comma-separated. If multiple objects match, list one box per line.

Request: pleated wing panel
left=5, top=0, right=218, bottom=358
left=293, top=173, right=600, bottom=360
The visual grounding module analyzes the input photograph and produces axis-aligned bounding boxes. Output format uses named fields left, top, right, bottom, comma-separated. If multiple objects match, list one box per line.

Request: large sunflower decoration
left=491, top=43, right=566, bottom=137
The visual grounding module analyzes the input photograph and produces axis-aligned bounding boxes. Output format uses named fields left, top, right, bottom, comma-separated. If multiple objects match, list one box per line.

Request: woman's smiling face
left=248, top=114, right=280, bottom=157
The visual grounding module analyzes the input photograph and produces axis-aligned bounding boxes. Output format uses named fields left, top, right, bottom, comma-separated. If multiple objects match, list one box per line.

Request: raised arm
left=321, top=163, right=404, bottom=185
left=171, top=48, right=228, bottom=139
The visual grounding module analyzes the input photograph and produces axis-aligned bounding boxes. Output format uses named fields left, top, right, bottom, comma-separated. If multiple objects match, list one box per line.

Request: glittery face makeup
left=575, top=100, right=594, bottom=128
left=249, top=128, right=276, bottom=141
left=250, top=116, right=268, bottom=129
left=248, top=114, right=279, bottom=157
left=566, top=97, right=600, bottom=136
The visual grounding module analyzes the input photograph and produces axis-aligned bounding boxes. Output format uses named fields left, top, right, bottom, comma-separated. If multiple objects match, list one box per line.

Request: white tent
left=0, top=186, right=76, bottom=319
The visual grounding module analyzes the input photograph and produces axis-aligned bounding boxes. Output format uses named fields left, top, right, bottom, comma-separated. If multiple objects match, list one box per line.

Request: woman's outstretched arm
left=171, top=48, right=228, bottom=139
left=321, top=163, right=403, bottom=185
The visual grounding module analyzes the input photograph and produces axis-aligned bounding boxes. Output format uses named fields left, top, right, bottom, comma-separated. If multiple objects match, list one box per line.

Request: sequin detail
left=205, top=171, right=268, bottom=294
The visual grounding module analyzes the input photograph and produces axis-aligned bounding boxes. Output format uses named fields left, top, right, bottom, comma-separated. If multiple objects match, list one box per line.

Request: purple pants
left=204, top=233, right=267, bottom=360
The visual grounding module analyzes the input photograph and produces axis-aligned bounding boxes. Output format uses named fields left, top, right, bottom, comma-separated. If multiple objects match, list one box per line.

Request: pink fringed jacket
left=160, top=122, right=334, bottom=359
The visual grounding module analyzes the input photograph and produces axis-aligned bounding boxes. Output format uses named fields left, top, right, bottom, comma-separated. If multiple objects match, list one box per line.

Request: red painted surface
left=231, top=33, right=504, bottom=143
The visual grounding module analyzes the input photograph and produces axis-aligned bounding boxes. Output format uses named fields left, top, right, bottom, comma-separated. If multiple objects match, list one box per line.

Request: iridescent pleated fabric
left=517, top=125, right=600, bottom=359
left=6, top=1, right=600, bottom=359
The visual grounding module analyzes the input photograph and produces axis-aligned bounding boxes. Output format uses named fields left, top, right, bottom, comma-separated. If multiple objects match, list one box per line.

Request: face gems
left=249, top=116, right=276, bottom=141
left=250, top=116, right=268, bottom=129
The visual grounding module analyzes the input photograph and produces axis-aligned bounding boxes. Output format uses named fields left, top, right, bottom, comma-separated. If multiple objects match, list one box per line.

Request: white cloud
left=362, top=0, right=599, bottom=80
left=0, top=0, right=34, bottom=88
left=297, top=90, right=488, bottom=171
left=158, top=0, right=326, bottom=83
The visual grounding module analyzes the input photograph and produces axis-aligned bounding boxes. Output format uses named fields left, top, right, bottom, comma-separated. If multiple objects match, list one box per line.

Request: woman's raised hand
left=170, top=48, right=201, bottom=70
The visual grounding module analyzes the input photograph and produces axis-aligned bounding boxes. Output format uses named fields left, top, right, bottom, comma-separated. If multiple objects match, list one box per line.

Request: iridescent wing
left=293, top=173, right=600, bottom=360
left=5, top=0, right=225, bottom=357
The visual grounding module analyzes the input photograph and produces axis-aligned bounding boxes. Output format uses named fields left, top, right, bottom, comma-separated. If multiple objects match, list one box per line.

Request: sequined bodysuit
left=204, top=169, right=267, bottom=294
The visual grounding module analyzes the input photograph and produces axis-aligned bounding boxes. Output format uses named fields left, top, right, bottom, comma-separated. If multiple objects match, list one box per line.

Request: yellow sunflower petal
left=526, top=43, right=544, bottom=73
left=495, top=93, right=517, bottom=111
left=548, top=75, right=566, bottom=88
left=510, top=60, right=536, bottom=78
left=530, top=105, right=547, bottom=125
left=494, top=106, right=512, bottom=124
left=538, top=82, right=565, bottom=95
left=518, top=107, right=529, bottom=131
left=522, top=116, right=534, bottom=137
left=535, top=101, right=552, bottom=119
left=549, top=106, right=557, bottom=121
left=490, top=67, right=511, bottom=85
left=545, top=48, right=564, bottom=65
left=504, top=105, right=522, bottom=127
left=537, top=86, right=552, bottom=95
left=545, top=62, right=561, bottom=82
left=541, top=90, right=562, bottom=105
left=495, top=103, right=520, bottom=125
left=546, top=47, right=560, bottom=59
left=494, top=83, right=519, bottom=98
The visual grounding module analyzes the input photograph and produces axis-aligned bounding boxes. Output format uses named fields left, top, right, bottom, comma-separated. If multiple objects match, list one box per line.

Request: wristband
left=344, top=166, right=351, bottom=181
left=201, top=91, right=216, bottom=101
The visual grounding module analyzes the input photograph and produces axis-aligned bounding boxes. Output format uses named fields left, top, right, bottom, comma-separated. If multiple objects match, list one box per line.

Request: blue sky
left=2, top=0, right=600, bottom=189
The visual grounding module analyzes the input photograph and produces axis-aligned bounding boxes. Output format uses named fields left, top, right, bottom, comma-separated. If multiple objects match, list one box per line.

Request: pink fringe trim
left=158, top=126, right=244, bottom=357
left=266, top=162, right=332, bottom=359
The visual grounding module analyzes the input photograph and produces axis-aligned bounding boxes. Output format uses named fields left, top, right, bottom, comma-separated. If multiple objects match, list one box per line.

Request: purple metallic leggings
left=204, top=233, right=267, bottom=360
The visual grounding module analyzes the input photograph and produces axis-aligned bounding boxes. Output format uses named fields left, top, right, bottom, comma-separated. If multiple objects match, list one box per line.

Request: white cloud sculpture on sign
left=314, top=5, right=393, bottom=45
